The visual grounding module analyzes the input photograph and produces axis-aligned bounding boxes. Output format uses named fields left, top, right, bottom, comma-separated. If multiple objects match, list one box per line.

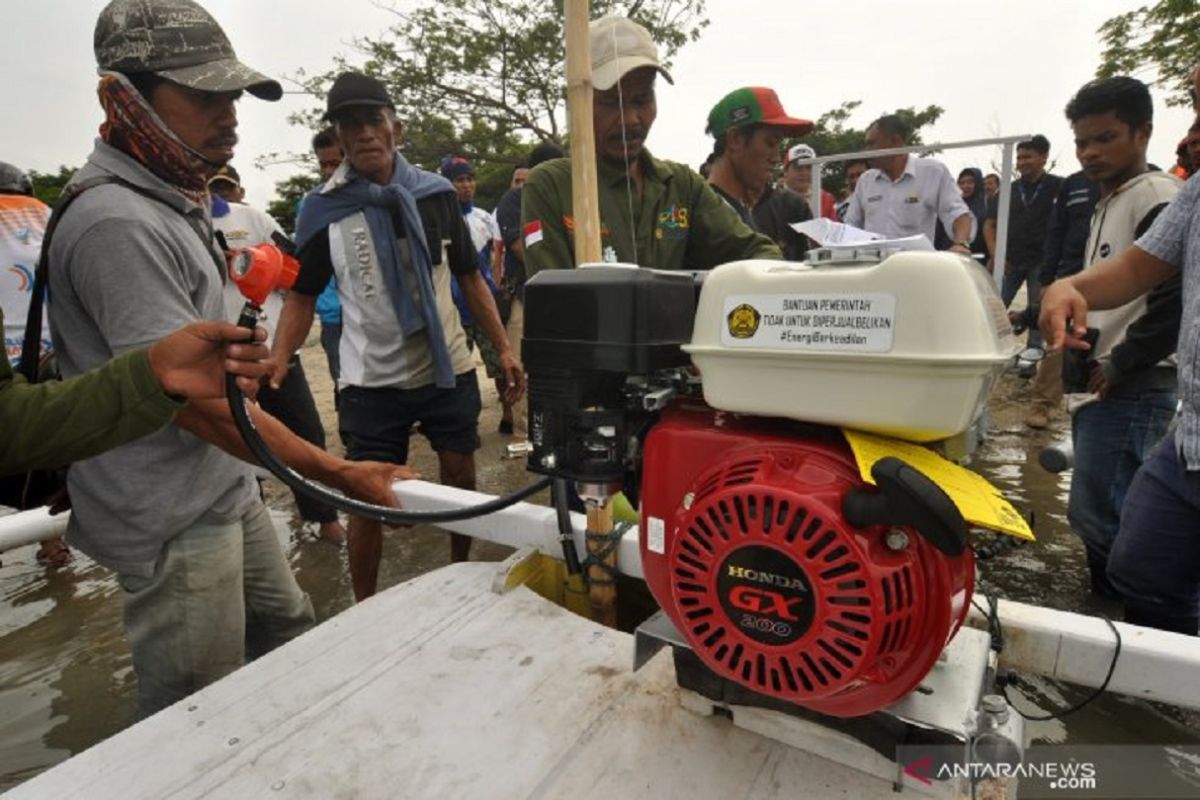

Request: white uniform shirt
left=214, top=201, right=282, bottom=250
left=845, top=155, right=974, bottom=244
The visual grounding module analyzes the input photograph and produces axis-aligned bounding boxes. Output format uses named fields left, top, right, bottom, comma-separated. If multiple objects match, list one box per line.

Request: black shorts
left=338, top=372, right=482, bottom=464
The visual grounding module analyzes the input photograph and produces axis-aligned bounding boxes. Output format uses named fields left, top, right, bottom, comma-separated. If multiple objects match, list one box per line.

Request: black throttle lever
left=842, top=456, right=967, bottom=556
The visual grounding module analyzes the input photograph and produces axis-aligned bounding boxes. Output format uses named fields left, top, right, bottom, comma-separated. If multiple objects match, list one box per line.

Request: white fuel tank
left=684, top=249, right=1019, bottom=442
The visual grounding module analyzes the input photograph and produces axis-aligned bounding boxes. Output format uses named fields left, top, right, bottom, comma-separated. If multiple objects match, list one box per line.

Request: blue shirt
left=451, top=248, right=496, bottom=326
left=315, top=277, right=341, bottom=325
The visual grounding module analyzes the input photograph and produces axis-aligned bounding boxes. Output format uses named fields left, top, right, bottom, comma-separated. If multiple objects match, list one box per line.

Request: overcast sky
left=4, top=0, right=1194, bottom=209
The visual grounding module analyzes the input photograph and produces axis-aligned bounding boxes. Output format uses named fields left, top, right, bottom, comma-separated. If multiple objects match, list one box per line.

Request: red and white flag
left=523, top=220, right=543, bottom=247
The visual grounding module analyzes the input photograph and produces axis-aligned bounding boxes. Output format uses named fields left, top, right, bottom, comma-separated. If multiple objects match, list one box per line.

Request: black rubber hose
left=226, top=307, right=550, bottom=524
left=552, top=478, right=582, bottom=574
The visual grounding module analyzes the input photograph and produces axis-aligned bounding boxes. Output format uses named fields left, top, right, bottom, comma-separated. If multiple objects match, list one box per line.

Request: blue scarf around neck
left=295, top=151, right=457, bottom=388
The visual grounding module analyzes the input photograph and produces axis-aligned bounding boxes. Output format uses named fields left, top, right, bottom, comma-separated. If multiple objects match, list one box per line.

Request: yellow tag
left=841, top=429, right=1034, bottom=541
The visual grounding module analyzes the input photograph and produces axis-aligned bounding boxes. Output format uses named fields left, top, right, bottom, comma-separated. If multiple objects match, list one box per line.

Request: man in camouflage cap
left=47, top=0, right=411, bottom=717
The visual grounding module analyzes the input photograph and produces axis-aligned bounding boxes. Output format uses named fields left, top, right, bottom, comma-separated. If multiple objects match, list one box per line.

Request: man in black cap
left=47, top=0, right=412, bottom=717
left=272, top=71, right=523, bottom=601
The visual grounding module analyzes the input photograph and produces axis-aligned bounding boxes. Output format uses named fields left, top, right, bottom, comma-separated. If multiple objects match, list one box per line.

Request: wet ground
left=964, top=373, right=1200, bottom=761
left=1, top=346, right=1198, bottom=793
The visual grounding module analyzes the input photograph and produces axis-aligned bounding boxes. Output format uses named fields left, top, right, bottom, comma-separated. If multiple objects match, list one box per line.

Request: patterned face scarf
left=97, top=72, right=212, bottom=203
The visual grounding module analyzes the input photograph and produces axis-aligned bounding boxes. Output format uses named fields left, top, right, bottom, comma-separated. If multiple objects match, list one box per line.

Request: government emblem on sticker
left=727, top=303, right=761, bottom=339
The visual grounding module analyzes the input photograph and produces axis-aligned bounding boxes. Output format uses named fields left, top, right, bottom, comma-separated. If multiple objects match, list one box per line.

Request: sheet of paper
left=791, top=218, right=881, bottom=245
left=841, top=428, right=1034, bottom=541
left=825, top=234, right=936, bottom=253
left=791, top=219, right=937, bottom=254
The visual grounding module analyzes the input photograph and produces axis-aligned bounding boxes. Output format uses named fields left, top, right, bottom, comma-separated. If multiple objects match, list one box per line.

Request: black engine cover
left=522, top=266, right=697, bottom=482
left=522, top=266, right=697, bottom=374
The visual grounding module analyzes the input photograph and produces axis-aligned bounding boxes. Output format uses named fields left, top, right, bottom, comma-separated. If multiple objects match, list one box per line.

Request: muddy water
left=0, top=350, right=1196, bottom=792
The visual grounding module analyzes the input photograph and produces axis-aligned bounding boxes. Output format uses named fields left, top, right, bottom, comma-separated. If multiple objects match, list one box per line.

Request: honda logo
left=728, top=585, right=804, bottom=621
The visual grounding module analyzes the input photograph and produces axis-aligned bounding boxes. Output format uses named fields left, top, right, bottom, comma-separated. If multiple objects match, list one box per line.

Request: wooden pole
left=564, top=0, right=603, bottom=265
left=585, top=501, right=619, bottom=628
left=564, top=0, right=617, bottom=626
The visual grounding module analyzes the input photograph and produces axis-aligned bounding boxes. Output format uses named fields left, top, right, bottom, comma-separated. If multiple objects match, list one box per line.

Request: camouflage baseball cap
left=94, top=0, right=282, bottom=101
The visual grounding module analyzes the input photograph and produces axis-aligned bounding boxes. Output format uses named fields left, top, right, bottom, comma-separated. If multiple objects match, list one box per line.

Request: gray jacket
left=48, top=140, right=257, bottom=577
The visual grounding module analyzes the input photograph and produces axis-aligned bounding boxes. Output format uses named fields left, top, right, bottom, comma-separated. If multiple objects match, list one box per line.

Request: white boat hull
left=2, top=560, right=950, bottom=800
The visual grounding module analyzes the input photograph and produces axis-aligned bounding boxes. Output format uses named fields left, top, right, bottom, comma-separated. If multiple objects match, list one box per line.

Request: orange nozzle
left=228, top=244, right=299, bottom=306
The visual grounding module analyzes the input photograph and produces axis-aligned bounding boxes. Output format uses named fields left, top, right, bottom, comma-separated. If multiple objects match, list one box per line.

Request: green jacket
left=522, top=150, right=781, bottom=276
left=0, top=308, right=181, bottom=475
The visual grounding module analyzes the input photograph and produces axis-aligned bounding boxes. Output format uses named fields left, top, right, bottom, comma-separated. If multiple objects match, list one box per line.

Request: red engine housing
left=640, top=403, right=974, bottom=718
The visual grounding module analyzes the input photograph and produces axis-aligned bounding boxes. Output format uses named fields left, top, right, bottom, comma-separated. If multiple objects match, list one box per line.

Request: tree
left=279, top=1, right=707, bottom=175
left=271, top=1, right=707, bottom=216
left=267, top=173, right=321, bottom=234
left=786, top=103, right=944, bottom=197
left=1096, top=0, right=1200, bottom=106
left=28, top=166, right=77, bottom=207
left=475, top=159, right=521, bottom=210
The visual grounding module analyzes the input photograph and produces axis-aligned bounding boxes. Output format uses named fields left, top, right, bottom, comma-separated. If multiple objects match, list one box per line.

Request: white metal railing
left=0, top=506, right=67, bottom=553
left=807, top=135, right=1032, bottom=290
left=0, top=482, right=644, bottom=572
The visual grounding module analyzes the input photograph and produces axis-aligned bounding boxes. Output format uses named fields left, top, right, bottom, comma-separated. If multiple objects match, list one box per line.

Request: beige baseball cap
left=590, top=16, right=674, bottom=92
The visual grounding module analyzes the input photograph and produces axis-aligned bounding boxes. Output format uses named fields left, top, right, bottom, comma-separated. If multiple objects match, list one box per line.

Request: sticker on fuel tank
left=720, top=293, right=896, bottom=352
left=726, top=303, right=761, bottom=339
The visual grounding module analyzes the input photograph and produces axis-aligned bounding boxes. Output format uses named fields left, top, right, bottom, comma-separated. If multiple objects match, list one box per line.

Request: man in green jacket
left=0, top=307, right=271, bottom=475
left=521, top=16, right=781, bottom=275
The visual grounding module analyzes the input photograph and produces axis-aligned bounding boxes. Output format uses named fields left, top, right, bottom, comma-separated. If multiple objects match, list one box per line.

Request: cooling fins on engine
left=841, top=457, right=968, bottom=556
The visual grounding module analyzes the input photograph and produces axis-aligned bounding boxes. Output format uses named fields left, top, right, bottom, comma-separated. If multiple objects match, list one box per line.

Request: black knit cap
left=323, top=72, right=395, bottom=121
